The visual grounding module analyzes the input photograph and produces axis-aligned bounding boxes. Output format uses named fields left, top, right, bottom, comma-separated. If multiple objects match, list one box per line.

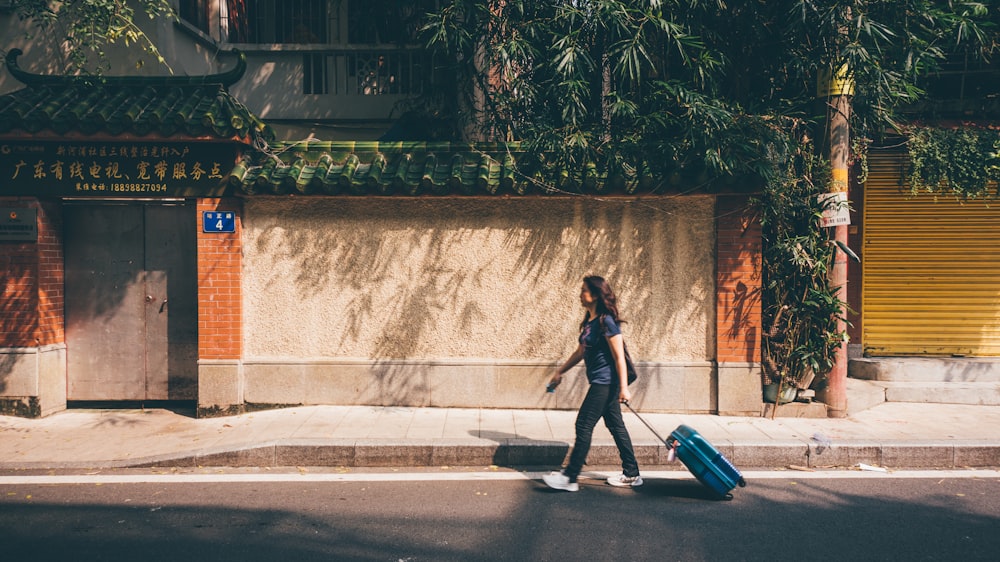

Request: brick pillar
left=0, top=198, right=65, bottom=417
left=0, top=212, right=38, bottom=348
left=36, top=200, right=65, bottom=347
left=196, top=198, right=244, bottom=416
left=715, top=195, right=763, bottom=415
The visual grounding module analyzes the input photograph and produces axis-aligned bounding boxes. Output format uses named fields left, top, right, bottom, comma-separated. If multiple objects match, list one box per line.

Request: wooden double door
left=64, top=202, right=198, bottom=401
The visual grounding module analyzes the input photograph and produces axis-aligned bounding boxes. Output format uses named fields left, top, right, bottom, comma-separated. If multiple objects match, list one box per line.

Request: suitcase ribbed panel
left=670, top=424, right=743, bottom=498
left=863, top=151, right=1000, bottom=356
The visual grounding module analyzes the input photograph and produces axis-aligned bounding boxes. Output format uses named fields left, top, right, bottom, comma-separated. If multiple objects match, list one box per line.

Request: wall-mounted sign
left=819, top=192, right=851, bottom=227
left=0, top=207, right=37, bottom=242
left=203, top=211, right=236, bottom=233
left=0, top=141, right=240, bottom=197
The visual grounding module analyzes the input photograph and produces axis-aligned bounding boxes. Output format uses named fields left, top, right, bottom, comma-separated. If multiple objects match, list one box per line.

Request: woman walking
left=543, top=275, right=641, bottom=492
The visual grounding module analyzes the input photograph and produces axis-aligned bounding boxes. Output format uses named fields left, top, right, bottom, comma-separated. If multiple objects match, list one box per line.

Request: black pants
left=563, top=383, right=640, bottom=482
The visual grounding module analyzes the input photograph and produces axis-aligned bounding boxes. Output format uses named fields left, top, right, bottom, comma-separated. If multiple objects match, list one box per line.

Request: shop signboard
left=0, top=141, right=240, bottom=197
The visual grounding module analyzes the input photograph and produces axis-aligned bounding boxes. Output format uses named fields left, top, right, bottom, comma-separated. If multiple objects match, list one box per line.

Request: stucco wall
left=237, top=195, right=719, bottom=411
left=243, top=196, right=715, bottom=363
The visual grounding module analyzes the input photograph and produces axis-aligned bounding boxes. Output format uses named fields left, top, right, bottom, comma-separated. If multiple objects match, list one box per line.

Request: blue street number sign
left=202, top=211, right=235, bottom=233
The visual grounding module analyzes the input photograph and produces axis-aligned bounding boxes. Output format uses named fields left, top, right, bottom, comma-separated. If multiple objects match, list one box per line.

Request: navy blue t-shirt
left=579, top=315, right=622, bottom=385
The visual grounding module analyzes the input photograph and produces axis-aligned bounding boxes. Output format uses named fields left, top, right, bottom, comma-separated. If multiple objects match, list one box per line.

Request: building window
left=180, top=1, right=439, bottom=96
left=346, top=1, right=434, bottom=44
left=214, top=0, right=436, bottom=45
left=221, top=0, right=331, bottom=44
left=303, top=53, right=329, bottom=95
left=178, top=0, right=209, bottom=34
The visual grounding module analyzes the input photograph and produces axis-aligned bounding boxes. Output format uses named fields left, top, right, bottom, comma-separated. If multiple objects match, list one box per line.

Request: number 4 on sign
left=202, top=211, right=235, bottom=233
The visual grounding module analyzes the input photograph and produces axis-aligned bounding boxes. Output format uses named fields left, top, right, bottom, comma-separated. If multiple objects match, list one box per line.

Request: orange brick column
left=0, top=198, right=65, bottom=417
left=196, top=197, right=244, bottom=416
left=715, top=195, right=763, bottom=415
left=36, top=200, right=65, bottom=348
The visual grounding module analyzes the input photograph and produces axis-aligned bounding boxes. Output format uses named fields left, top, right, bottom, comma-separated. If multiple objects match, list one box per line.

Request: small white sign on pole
left=819, top=192, right=850, bottom=227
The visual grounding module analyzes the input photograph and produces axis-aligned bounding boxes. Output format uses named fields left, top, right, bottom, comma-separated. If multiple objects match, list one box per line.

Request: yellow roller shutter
left=863, top=151, right=1000, bottom=356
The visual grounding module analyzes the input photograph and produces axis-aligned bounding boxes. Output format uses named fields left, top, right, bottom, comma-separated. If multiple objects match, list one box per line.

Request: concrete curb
left=2, top=440, right=998, bottom=471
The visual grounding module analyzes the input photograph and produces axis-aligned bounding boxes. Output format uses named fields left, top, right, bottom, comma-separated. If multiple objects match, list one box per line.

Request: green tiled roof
left=0, top=49, right=272, bottom=142
left=229, top=141, right=663, bottom=196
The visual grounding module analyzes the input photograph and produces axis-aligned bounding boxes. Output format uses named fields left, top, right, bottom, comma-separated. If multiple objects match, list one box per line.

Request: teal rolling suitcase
left=669, top=424, right=746, bottom=500
left=625, top=403, right=746, bottom=500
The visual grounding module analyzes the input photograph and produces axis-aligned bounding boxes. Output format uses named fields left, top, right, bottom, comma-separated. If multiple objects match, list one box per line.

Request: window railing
left=302, top=48, right=434, bottom=96
left=220, top=0, right=335, bottom=44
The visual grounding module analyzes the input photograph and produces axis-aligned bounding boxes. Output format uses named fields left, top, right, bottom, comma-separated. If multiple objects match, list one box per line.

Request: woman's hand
left=547, top=372, right=563, bottom=391
left=549, top=344, right=585, bottom=392
left=619, top=386, right=631, bottom=404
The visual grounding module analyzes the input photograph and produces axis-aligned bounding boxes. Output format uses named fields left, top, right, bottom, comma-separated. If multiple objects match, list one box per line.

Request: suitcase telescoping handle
left=623, top=401, right=671, bottom=445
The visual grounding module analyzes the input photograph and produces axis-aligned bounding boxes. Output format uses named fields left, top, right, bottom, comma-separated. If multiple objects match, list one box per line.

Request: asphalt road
left=1, top=469, right=997, bottom=562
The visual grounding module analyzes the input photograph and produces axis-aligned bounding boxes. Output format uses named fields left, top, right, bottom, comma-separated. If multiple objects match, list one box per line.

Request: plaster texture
left=243, top=196, right=714, bottom=360
left=241, top=196, right=717, bottom=409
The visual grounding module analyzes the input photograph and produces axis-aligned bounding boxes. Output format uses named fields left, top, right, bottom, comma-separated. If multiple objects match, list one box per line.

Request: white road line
left=730, top=469, right=1000, bottom=479
left=0, top=469, right=997, bottom=485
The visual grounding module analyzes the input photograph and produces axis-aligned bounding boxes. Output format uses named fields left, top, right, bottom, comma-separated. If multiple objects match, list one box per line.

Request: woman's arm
left=607, top=334, right=632, bottom=403
left=548, top=343, right=586, bottom=389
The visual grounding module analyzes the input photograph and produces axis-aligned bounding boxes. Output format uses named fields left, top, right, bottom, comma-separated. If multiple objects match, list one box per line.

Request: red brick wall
left=197, top=198, right=242, bottom=360
left=716, top=195, right=762, bottom=364
left=0, top=198, right=63, bottom=347
left=36, top=201, right=64, bottom=345
left=0, top=241, right=37, bottom=347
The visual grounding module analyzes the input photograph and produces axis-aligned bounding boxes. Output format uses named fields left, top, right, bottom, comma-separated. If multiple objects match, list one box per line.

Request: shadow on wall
left=0, top=34, right=62, bottom=95
left=495, top=197, right=716, bottom=358
left=0, top=354, right=17, bottom=393
left=367, top=360, right=432, bottom=407
left=62, top=204, right=141, bottom=329
left=1, top=256, right=37, bottom=393
left=0, top=200, right=64, bottom=396
left=725, top=280, right=761, bottom=364
left=718, top=204, right=762, bottom=363
left=247, top=197, right=715, bottom=369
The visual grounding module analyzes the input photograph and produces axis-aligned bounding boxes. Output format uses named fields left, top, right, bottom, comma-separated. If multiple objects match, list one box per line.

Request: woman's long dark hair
left=580, top=275, right=625, bottom=330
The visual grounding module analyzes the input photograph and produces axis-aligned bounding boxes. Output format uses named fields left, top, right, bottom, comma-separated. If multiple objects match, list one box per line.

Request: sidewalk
left=2, top=402, right=1000, bottom=471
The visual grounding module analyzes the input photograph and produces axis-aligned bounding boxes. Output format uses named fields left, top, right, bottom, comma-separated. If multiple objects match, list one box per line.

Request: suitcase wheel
left=738, top=477, right=747, bottom=488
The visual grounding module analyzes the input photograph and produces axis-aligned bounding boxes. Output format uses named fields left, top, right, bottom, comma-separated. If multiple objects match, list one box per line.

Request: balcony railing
left=302, top=48, right=433, bottom=96
left=228, top=46, right=437, bottom=121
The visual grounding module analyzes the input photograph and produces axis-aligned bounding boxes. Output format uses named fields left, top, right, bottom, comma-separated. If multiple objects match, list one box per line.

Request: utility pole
left=818, top=66, right=852, bottom=418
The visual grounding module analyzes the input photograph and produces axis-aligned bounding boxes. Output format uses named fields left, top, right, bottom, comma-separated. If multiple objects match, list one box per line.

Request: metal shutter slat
left=862, top=151, right=1000, bottom=356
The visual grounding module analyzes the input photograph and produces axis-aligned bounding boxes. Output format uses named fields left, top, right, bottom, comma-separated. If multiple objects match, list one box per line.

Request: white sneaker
left=542, top=471, right=579, bottom=492
left=607, top=473, right=643, bottom=488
